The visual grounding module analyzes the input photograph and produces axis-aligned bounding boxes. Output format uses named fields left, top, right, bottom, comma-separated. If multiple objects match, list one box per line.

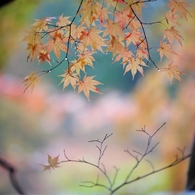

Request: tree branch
left=0, top=156, right=26, bottom=195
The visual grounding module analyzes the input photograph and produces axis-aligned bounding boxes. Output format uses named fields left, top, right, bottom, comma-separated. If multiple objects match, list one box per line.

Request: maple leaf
left=26, top=43, right=42, bottom=62
left=136, top=47, right=148, bottom=60
left=56, top=14, right=70, bottom=26
left=38, top=50, right=51, bottom=64
left=114, top=47, right=133, bottom=64
left=78, top=50, right=95, bottom=66
left=106, top=35, right=125, bottom=57
left=23, top=72, right=40, bottom=92
left=127, top=0, right=145, bottom=15
left=69, top=23, right=85, bottom=41
left=23, top=30, right=42, bottom=45
left=103, top=20, right=124, bottom=40
left=157, top=41, right=178, bottom=60
left=124, top=57, right=148, bottom=79
left=39, top=154, right=61, bottom=172
left=31, top=18, right=49, bottom=32
left=77, top=76, right=102, bottom=101
left=168, top=0, right=191, bottom=20
left=125, top=30, right=142, bottom=46
left=96, top=3, right=109, bottom=25
left=115, top=7, right=134, bottom=29
left=164, top=10, right=180, bottom=26
left=160, top=62, right=183, bottom=83
left=163, top=26, right=183, bottom=46
left=45, top=30, right=68, bottom=59
left=74, top=50, right=95, bottom=75
left=79, top=28, right=105, bottom=52
left=79, top=0, right=98, bottom=26
left=59, top=67, right=79, bottom=90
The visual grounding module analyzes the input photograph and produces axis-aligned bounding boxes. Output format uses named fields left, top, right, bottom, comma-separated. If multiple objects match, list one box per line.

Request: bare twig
left=50, top=124, right=191, bottom=195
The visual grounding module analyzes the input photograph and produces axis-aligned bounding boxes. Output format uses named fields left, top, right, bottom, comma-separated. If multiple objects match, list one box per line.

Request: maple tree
left=22, top=0, right=190, bottom=100
left=15, top=0, right=194, bottom=194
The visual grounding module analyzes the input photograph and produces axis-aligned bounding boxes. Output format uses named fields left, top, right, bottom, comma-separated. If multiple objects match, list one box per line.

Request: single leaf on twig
left=39, top=154, right=61, bottom=172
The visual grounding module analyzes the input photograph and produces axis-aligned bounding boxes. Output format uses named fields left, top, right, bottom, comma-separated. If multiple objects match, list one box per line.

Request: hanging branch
left=0, top=156, right=26, bottom=195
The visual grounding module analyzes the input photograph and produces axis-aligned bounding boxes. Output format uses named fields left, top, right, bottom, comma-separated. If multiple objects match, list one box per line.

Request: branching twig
left=62, top=133, right=114, bottom=190
left=50, top=123, right=191, bottom=195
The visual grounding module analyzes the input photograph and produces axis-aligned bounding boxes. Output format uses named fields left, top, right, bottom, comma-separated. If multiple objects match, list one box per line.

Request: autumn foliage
left=23, top=0, right=190, bottom=100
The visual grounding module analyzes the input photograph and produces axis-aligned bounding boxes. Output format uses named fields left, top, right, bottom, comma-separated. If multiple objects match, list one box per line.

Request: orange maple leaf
left=26, top=43, right=42, bottom=62
left=23, top=72, right=40, bottom=92
left=79, top=0, right=98, bottom=26
left=157, top=41, right=178, bottom=60
left=168, top=0, right=191, bottom=20
left=79, top=28, right=105, bottom=52
left=59, top=68, right=79, bottom=90
left=77, top=76, right=102, bottom=101
left=106, top=35, right=125, bottom=57
left=163, top=26, right=183, bottom=45
left=39, top=154, right=61, bottom=172
left=164, top=10, right=180, bottom=26
left=45, top=30, right=68, bottom=59
left=115, top=7, right=133, bottom=29
left=124, top=57, right=148, bottom=79
left=114, top=47, right=133, bottom=64
left=103, top=20, right=124, bottom=40
left=38, top=50, right=51, bottom=64
left=125, top=30, right=142, bottom=46
left=72, top=50, right=95, bottom=75
left=23, top=30, right=42, bottom=45
left=160, top=62, right=184, bottom=83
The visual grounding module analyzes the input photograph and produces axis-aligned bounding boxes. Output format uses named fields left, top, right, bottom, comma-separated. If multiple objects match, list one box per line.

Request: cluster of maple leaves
left=23, top=0, right=190, bottom=100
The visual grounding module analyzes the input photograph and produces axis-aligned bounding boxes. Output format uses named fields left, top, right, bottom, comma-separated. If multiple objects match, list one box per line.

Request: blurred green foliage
left=0, top=0, right=41, bottom=69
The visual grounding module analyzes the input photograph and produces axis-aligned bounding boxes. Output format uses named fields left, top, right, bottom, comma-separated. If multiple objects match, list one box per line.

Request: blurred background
left=0, top=0, right=195, bottom=194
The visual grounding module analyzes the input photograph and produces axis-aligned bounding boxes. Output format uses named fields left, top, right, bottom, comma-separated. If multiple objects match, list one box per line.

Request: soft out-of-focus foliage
left=0, top=0, right=41, bottom=69
left=0, top=1, right=195, bottom=195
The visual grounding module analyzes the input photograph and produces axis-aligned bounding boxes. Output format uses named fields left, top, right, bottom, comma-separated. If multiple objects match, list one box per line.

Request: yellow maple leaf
left=23, top=72, right=40, bottom=92
left=77, top=76, right=102, bottom=101
left=39, top=154, right=61, bottom=172
left=160, top=62, right=183, bottom=83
